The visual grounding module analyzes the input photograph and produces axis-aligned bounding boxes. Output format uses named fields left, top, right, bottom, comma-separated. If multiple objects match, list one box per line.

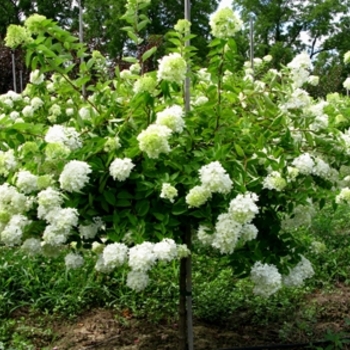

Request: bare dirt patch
left=11, top=284, right=350, bottom=350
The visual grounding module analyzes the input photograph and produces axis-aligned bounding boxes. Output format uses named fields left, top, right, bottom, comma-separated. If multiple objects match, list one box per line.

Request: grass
left=1, top=203, right=350, bottom=348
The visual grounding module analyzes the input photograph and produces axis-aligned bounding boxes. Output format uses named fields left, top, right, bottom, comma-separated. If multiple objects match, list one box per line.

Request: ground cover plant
left=1, top=0, right=350, bottom=349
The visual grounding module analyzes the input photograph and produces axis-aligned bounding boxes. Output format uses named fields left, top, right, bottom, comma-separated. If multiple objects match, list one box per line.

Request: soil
left=12, top=284, right=350, bottom=350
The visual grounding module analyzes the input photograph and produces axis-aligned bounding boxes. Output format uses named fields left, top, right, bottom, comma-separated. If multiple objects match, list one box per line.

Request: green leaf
left=103, top=191, right=116, bottom=206
left=117, top=191, right=134, bottom=199
left=122, top=56, right=138, bottom=63
left=115, top=199, right=132, bottom=207
left=234, top=143, right=245, bottom=157
left=136, top=200, right=150, bottom=216
left=142, top=46, right=157, bottom=62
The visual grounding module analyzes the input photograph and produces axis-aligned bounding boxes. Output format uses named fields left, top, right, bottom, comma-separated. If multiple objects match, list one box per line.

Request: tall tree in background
left=83, top=0, right=218, bottom=65
left=234, top=0, right=350, bottom=96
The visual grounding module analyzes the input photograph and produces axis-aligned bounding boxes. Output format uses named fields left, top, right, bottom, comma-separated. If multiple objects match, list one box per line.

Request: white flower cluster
left=59, top=160, right=92, bottom=192
left=36, top=187, right=79, bottom=246
left=1, top=214, right=31, bottom=246
left=283, top=256, right=314, bottom=287
left=282, top=88, right=311, bottom=110
left=42, top=207, right=79, bottom=245
left=157, top=53, right=187, bottom=85
left=0, top=149, right=17, bottom=176
left=199, top=161, right=233, bottom=194
left=79, top=217, right=103, bottom=240
left=343, top=78, right=350, bottom=90
left=292, top=153, right=331, bottom=179
left=281, top=202, right=316, bottom=231
left=137, top=124, right=172, bottom=159
left=29, top=69, right=45, bottom=85
left=109, top=158, right=135, bottom=181
left=287, top=52, right=311, bottom=88
left=16, top=170, right=38, bottom=194
left=160, top=183, right=178, bottom=203
left=197, top=192, right=259, bottom=254
left=228, top=192, right=259, bottom=224
left=31, top=97, right=44, bottom=110
left=155, top=105, right=185, bottom=133
left=209, top=7, right=243, bottom=39
left=263, top=171, right=287, bottom=191
left=186, top=161, right=232, bottom=207
left=97, top=239, right=189, bottom=292
left=21, top=238, right=42, bottom=256
left=250, top=261, right=282, bottom=298
left=65, top=252, right=84, bottom=270
left=336, top=187, right=350, bottom=204
left=0, top=183, right=30, bottom=217
left=45, top=125, right=82, bottom=151
left=133, top=76, right=157, bottom=94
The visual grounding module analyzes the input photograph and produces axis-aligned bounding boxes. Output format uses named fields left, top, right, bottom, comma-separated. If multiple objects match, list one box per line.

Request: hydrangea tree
left=2, top=1, right=350, bottom=349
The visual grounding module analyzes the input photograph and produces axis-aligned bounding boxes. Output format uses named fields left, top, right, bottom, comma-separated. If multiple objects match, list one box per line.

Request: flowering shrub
left=1, top=2, right=350, bottom=299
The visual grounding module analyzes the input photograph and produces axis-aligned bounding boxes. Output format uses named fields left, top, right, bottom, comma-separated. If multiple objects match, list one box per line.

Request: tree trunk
left=178, top=224, right=193, bottom=350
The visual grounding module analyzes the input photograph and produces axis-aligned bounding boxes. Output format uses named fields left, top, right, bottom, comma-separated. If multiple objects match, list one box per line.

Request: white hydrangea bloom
left=59, top=160, right=92, bottom=192
left=65, top=253, right=84, bottom=270
left=104, top=136, right=121, bottom=152
left=109, top=158, right=135, bottom=181
left=160, top=183, right=178, bottom=203
left=44, top=207, right=79, bottom=232
left=153, top=238, right=178, bottom=262
left=126, top=270, right=150, bottom=292
left=177, top=244, right=191, bottom=258
left=16, top=170, right=38, bottom=194
left=22, top=105, right=34, bottom=118
left=157, top=53, right=187, bottom=85
left=155, top=105, right=185, bottom=133
left=192, top=96, right=209, bottom=106
left=292, top=153, right=314, bottom=175
left=250, top=262, right=282, bottom=298
left=1, top=214, right=31, bottom=246
left=263, top=171, right=287, bottom=191
left=312, top=158, right=330, bottom=179
left=209, top=7, right=242, bottom=39
left=199, top=161, right=233, bottom=194
left=281, top=203, right=315, bottom=230
left=287, top=52, right=311, bottom=71
left=0, top=183, right=29, bottom=215
left=0, top=149, right=17, bottom=176
left=79, top=217, right=103, bottom=240
left=41, top=242, right=62, bottom=257
left=336, top=187, right=350, bottom=204
left=263, top=55, right=273, bottom=62
left=45, top=125, right=82, bottom=151
left=37, top=187, right=63, bottom=219
left=212, top=213, right=242, bottom=254
left=282, top=88, right=311, bottom=110
left=283, top=256, right=314, bottom=287
left=31, top=97, right=44, bottom=110
left=128, top=242, right=156, bottom=271
left=197, top=225, right=214, bottom=246
left=21, top=238, right=42, bottom=256
left=49, top=104, right=61, bottom=116
left=240, top=223, right=258, bottom=243
left=29, top=69, right=45, bottom=85
left=286, top=166, right=299, bottom=182
left=9, top=111, right=20, bottom=121
left=103, top=243, right=128, bottom=268
left=137, top=124, right=172, bottom=159
left=133, top=76, right=157, bottom=94
left=79, top=107, right=91, bottom=120
left=343, top=78, right=350, bottom=90
left=308, top=75, right=319, bottom=86
left=228, top=192, right=259, bottom=224
left=344, top=51, right=350, bottom=64
left=186, top=185, right=212, bottom=208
